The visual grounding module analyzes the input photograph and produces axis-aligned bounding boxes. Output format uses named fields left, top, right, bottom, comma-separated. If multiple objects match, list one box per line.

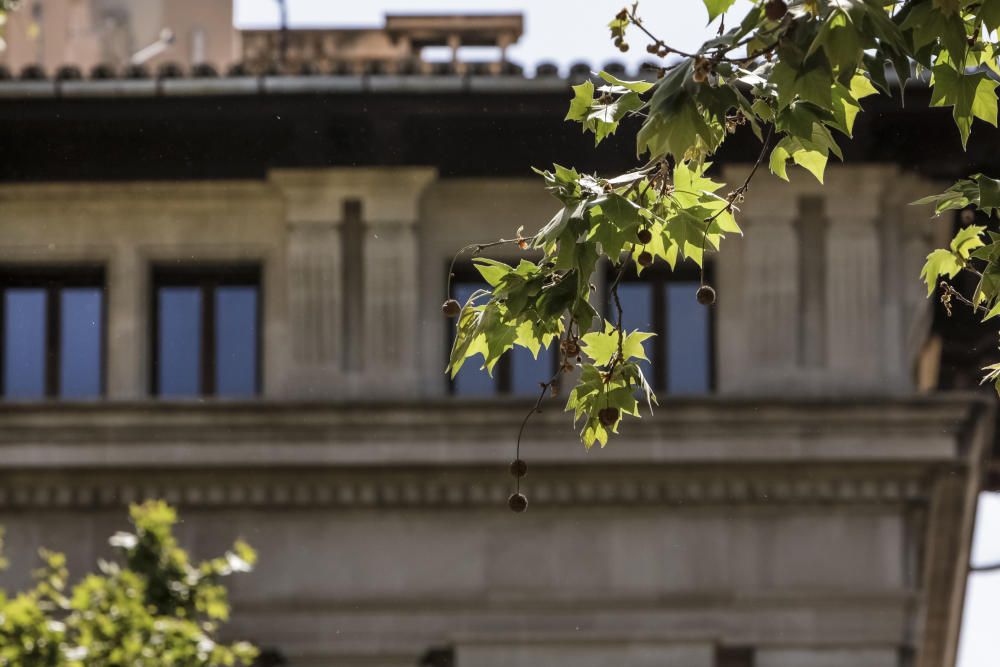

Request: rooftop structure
left=0, top=2, right=523, bottom=78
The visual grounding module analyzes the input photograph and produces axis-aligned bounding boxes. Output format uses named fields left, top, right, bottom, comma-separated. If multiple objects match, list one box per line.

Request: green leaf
left=933, top=0, right=961, bottom=16
left=580, top=321, right=655, bottom=366
left=637, top=93, right=719, bottom=161
left=829, top=72, right=878, bottom=137
left=770, top=136, right=829, bottom=183
left=598, top=70, right=654, bottom=93
left=931, top=65, right=999, bottom=148
left=472, top=258, right=512, bottom=288
left=810, top=10, right=864, bottom=72
left=981, top=362, right=1000, bottom=393
left=950, top=224, right=986, bottom=259
left=769, top=59, right=834, bottom=110
left=703, top=0, right=736, bottom=22
left=978, top=174, right=1000, bottom=209
left=981, top=0, right=1000, bottom=32
left=921, top=248, right=963, bottom=295
left=565, top=80, right=595, bottom=122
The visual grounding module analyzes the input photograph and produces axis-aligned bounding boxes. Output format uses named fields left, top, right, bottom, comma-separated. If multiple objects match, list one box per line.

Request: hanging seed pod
left=508, top=493, right=528, bottom=513
left=598, top=407, right=619, bottom=427
left=696, top=285, right=717, bottom=306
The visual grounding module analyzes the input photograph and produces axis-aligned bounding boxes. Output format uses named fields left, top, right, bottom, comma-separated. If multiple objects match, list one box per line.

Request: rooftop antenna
left=276, top=0, right=288, bottom=68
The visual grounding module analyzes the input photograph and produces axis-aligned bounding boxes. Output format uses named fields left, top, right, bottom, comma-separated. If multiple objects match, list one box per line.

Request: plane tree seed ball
left=696, top=285, right=717, bottom=306
left=508, top=493, right=528, bottom=512
left=765, top=0, right=788, bottom=20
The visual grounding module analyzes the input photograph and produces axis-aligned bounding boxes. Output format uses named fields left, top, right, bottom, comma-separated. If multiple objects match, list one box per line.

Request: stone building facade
left=0, top=7, right=995, bottom=667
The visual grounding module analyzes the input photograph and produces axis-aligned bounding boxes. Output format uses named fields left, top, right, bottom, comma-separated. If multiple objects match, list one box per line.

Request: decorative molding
left=0, top=468, right=930, bottom=510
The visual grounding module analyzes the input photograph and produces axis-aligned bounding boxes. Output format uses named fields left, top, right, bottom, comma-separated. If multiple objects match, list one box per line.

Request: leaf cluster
left=0, top=501, right=257, bottom=666
left=451, top=0, right=1000, bottom=448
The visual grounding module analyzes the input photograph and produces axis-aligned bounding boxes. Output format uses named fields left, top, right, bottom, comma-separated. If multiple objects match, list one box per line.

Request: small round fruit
left=961, top=209, right=976, bottom=224
left=598, top=407, right=620, bottom=427
left=508, top=492, right=528, bottom=513
left=442, top=299, right=461, bottom=317
left=619, top=43, right=630, bottom=52
left=696, top=284, right=717, bottom=306
left=509, top=459, right=528, bottom=478
left=765, top=0, right=788, bottom=20
left=646, top=43, right=659, bottom=54
left=637, top=228, right=653, bottom=244
left=637, top=251, right=653, bottom=268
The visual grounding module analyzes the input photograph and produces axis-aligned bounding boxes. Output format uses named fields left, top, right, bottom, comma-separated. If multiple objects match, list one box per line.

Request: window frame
left=150, top=263, right=263, bottom=398
left=602, top=260, right=716, bottom=393
left=0, top=264, right=107, bottom=399
left=445, top=260, right=560, bottom=397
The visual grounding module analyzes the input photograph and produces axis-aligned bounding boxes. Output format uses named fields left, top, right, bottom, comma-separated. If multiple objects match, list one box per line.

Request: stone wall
left=0, top=164, right=987, bottom=667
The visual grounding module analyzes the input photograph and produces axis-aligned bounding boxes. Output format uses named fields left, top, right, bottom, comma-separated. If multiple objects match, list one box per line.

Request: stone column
left=106, top=247, right=145, bottom=398
left=898, top=173, right=946, bottom=391
left=360, top=168, right=436, bottom=397
left=270, top=171, right=346, bottom=398
left=824, top=170, right=884, bottom=390
left=737, top=182, right=801, bottom=392
left=363, top=219, right=419, bottom=394
left=270, top=167, right=437, bottom=399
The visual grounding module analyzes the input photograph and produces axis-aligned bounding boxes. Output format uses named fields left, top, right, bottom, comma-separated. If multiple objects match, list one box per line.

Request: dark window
left=606, top=262, right=713, bottom=393
left=448, top=267, right=557, bottom=397
left=152, top=265, right=261, bottom=398
left=0, top=266, right=105, bottom=399
left=716, top=646, right=754, bottom=667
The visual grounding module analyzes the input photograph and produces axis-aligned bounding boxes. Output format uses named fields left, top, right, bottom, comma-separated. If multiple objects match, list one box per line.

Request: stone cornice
left=0, top=394, right=987, bottom=470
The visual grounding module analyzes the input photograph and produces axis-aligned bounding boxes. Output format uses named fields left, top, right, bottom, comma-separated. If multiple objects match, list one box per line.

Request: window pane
left=617, top=282, right=654, bottom=384
left=60, top=288, right=102, bottom=398
left=511, top=341, right=553, bottom=396
left=666, top=282, right=710, bottom=393
left=4, top=288, right=46, bottom=398
left=215, top=286, right=258, bottom=396
left=451, top=282, right=496, bottom=396
left=158, top=287, right=201, bottom=397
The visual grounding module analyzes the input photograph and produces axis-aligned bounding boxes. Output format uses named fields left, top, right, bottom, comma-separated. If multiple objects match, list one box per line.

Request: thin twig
left=446, top=235, right=536, bottom=296
left=941, top=282, right=988, bottom=315
left=513, top=322, right=576, bottom=494
left=971, top=562, right=1000, bottom=573
left=626, top=6, right=785, bottom=65
left=697, top=122, right=775, bottom=282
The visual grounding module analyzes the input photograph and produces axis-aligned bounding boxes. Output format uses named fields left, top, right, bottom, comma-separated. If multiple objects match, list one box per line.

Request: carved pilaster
left=270, top=171, right=347, bottom=397
left=363, top=219, right=419, bottom=393
left=824, top=171, right=884, bottom=390
left=733, top=178, right=801, bottom=392
left=287, top=224, right=342, bottom=367
left=271, top=167, right=436, bottom=398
